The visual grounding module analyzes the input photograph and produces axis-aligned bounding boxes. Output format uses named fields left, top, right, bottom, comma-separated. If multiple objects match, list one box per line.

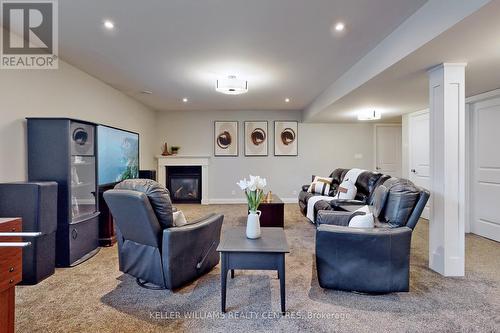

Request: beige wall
left=0, top=60, right=157, bottom=182
left=0, top=24, right=400, bottom=200
left=156, top=110, right=381, bottom=201
left=0, top=57, right=394, bottom=201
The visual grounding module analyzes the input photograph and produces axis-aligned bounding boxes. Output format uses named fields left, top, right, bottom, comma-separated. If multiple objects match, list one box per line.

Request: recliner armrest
left=330, top=199, right=366, bottom=212
left=161, top=213, right=223, bottom=289
left=316, top=211, right=353, bottom=226
left=317, top=224, right=412, bottom=236
left=301, top=185, right=310, bottom=192
left=331, top=199, right=366, bottom=206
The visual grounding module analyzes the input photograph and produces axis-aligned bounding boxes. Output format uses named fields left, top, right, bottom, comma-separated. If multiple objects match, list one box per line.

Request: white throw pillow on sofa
left=307, top=176, right=333, bottom=195
left=336, top=178, right=357, bottom=200
left=172, top=210, right=188, bottom=227
left=348, top=205, right=374, bottom=228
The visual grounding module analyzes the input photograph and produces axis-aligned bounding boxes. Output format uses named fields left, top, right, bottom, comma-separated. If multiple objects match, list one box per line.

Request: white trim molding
left=465, top=88, right=500, bottom=104
left=209, top=197, right=298, bottom=205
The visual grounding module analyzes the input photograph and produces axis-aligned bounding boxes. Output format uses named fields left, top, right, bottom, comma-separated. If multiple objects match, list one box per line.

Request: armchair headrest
left=380, top=178, right=427, bottom=228
left=103, top=189, right=163, bottom=248
left=114, top=179, right=174, bottom=229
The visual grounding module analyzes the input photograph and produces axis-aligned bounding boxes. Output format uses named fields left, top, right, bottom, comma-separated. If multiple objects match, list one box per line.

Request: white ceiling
left=58, top=0, right=427, bottom=111
left=308, top=0, right=500, bottom=122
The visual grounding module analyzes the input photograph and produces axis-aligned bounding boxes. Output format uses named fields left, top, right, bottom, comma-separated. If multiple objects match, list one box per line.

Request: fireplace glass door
left=170, top=176, right=200, bottom=202
left=166, top=166, right=202, bottom=203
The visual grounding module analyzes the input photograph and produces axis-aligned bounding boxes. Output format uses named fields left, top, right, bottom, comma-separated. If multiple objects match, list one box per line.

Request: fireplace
left=166, top=166, right=202, bottom=203
left=157, top=155, right=209, bottom=205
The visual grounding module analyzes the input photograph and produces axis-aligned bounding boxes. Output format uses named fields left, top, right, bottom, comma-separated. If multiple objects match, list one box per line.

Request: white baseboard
left=208, top=197, right=298, bottom=204
left=280, top=197, right=298, bottom=204
left=208, top=198, right=246, bottom=204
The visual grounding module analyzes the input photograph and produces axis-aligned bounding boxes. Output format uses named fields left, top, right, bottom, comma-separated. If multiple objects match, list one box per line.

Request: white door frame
left=408, top=109, right=430, bottom=219
left=373, top=123, right=402, bottom=174
left=465, top=88, right=500, bottom=236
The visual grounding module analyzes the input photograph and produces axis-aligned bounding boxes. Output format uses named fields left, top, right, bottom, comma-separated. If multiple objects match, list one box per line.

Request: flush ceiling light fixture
left=215, top=75, right=248, bottom=95
left=285, top=98, right=290, bottom=103
left=358, top=110, right=381, bottom=121
left=182, top=98, right=189, bottom=103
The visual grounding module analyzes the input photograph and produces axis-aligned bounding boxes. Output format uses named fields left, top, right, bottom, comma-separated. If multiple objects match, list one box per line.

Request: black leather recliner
left=315, top=178, right=430, bottom=293
left=0, top=182, right=58, bottom=284
left=103, top=179, right=223, bottom=290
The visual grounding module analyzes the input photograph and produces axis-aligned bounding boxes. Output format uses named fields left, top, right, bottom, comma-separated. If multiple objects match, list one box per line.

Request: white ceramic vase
left=246, top=210, right=262, bottom=239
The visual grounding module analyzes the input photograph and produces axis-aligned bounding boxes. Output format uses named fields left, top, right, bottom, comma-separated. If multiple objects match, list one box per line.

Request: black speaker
left=139, top=170, right=157, bottom=181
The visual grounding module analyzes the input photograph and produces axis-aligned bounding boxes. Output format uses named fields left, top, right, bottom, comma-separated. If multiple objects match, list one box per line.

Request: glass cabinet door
left=71, top=155, right=97, bottom=221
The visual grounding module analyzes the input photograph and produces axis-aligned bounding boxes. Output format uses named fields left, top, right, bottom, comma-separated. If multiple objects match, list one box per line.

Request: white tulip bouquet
left=237, top=175, right=267, bottom=213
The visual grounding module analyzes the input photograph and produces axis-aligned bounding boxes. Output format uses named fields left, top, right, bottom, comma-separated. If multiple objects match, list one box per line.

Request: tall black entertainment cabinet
left=27, top=118, right=100, bottom=267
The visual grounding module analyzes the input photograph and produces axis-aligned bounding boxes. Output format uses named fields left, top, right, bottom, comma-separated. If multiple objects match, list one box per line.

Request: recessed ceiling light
left=334, top=22, right=345, bottom=32
left=103, top=20, right=115, bottom=30
left=285, top=98, right=290, bottom=103
left=182, top=98, right=188, bottom=103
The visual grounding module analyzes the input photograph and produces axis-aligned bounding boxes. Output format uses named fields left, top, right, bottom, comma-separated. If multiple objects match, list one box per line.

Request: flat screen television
left=97, top=125, right=139, bottom=186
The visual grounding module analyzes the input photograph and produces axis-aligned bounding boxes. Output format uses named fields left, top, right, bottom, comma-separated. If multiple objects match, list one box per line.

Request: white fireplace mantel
left=156, top=155, right=210, bottom=204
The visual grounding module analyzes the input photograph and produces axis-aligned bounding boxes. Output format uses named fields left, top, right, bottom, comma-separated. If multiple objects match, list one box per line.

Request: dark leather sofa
left=314, top=177, right=430, bottom=293
left=104, top=179, right=223, bottom=290
left=298, top=168, right=390, bottom=221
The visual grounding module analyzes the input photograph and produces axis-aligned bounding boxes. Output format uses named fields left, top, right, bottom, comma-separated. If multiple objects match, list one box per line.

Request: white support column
left=428, top=63, right=466, bottom=276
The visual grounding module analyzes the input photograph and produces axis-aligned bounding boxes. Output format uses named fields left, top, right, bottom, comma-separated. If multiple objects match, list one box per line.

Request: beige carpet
left=16, top=204, right=500, bottom=333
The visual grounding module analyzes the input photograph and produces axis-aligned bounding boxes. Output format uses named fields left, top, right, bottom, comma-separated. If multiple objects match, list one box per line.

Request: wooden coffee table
left=257, top=194, right=284, bottom=228
left=217, top=227, right=290, bottom=313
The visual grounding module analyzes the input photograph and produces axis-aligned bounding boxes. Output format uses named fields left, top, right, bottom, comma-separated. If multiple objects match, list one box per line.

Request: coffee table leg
left=221, top=253, right=228, bottom=313
left=278, top=254, right=285, bottom=313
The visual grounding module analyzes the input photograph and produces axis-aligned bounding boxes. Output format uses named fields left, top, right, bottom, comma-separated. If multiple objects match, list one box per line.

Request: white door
left=408, top=110, right=431, bottom=219
left=470, top=97, right=500, bottom=242
left=375, top=125, right=402, bottom=177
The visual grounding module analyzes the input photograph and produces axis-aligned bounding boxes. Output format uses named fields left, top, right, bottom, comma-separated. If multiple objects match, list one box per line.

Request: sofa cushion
left=329, top=168, right=348, bottom=188
left=372, top=184, right=389, bottom=218
left=382, top=178, right=420, bottom=227
left=369, top=174, right=391, bottom=204
left=355, top=171, right=383, bottom=203
left=314, top=198, right=334, bottom=215
left=298, top=190, right=315, bottom=204
left=115, top=179, right=174, bottom=228
left=329, top=168, right=347, bottom=183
